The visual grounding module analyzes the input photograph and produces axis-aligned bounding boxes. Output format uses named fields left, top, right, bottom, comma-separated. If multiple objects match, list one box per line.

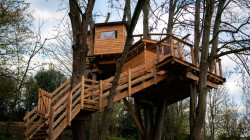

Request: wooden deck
left=23, top=34, right=225, bottom=140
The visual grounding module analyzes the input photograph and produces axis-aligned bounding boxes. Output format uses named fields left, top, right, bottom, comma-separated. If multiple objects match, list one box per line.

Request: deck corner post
left=128, top=68, right=132, bottom=96
left=99, top=80, right=103, bottom=112
left=48, top=108, right=54, bottom=140
left=81, top=76, right=85, bottom=109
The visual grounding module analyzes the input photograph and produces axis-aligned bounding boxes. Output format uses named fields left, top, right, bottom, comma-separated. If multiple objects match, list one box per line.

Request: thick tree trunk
left=153, top=102, right=167, bottom=140
left=69, top=0, right=95, bottom=139
left=167, top=0, right=175, bottom=34
left=194, top=0, right=201, bottom=66
left=191, top=0, right=214, bottom=139
left=144, top=106, right=151, bottom=140
left=190, top=84, right=197, bottom=133
left=98, top=1, right=145, bottom=139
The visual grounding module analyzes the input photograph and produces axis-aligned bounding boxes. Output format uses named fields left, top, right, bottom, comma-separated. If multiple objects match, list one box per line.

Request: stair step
left=30, top=136, right=47, bottom=140
left=34, top=131, right=48, bottom=136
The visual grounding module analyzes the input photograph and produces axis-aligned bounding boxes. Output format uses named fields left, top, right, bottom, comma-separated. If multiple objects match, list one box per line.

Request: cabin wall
left=94, top=25, right=126, bottom=55
left=122, top=50, right=145, bottom=72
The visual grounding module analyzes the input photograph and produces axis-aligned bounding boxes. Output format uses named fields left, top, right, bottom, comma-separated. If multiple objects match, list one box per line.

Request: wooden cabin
left=87, top=21, right=128, bottom=56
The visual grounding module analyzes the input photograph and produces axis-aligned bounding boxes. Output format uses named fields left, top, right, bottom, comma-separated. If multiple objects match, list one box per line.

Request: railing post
left=67, top=91, right=72, bottom=126
left=156, top=44, right=160, bottom=62
left=99, top=80, right=103, bottom=112
left=214, top=59, right=218, bottom=75
left=48, top=108, right=54, bottom=140
left=81, top=76, right=85, bottom=109
left=218, top=59, right=222, bottom=77
left=153, top=59, right=157, bottom=84
left=128, top=68, right=132, bottom=96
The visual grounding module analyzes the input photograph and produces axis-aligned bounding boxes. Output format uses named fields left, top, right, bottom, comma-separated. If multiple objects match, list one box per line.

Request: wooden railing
left=133, top=33, right=223, bottom=77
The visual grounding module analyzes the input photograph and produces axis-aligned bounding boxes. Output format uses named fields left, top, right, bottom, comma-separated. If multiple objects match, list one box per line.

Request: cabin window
left=101, top=31, right=117, bottom=39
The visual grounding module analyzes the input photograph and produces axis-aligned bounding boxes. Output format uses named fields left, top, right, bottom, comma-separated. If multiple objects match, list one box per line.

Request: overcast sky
left=25, top=0, right=246, bottom=105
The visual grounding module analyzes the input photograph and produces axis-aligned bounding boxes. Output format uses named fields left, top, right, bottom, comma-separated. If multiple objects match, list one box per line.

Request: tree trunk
left=122, top=0, right=131, bottom=24
left=98, top=1, right=145, bottom=139
left=153, top=102, right=167, bottom=140
left=167, top=0, right=175, bottom=34
left=194, top=0, right=201, bottom=66
left=209, top=0, right=226, bottom=71
left=190, top=84, right=197, bottom=133
left=135, top=102, right=144, bottom=140
left=191, top=0, right=214, bottom=139
left=143, top=0, right=149, bottom=39
left=69, top=0, right=95, bottom=139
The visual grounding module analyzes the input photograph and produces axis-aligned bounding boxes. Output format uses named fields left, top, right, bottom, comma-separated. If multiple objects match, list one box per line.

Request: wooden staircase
left=23, top=60, right=169, bottom=140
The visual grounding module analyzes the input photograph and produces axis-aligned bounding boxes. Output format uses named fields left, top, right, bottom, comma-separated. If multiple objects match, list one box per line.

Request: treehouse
left=24, top=22, right=226, bottom=140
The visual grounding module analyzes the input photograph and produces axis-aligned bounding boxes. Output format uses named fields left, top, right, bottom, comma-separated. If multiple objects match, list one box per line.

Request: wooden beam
left=123, top=98, right=144, bottom=137
left=98, top=60, right=117, bottom=65
left=186, top=72, right=218, bottom=89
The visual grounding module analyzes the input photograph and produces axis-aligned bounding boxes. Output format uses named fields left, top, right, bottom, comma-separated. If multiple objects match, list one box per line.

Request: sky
left=25, top=0, right=247, bottom=105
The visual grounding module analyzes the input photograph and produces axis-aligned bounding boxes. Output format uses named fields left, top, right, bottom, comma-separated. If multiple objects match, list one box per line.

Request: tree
left=190, top=0, right=250, bottom=139
left=99, top=0, right=145, bottom=139
left=68, top=0, right=95, bottom=139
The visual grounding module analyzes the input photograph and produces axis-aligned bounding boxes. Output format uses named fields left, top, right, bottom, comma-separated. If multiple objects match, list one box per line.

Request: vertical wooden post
left=67, top=91, right=72, bottom=126
left=153, top=59, right=157, bottom=84
left=190, top=46, right=195, bottom=65
left=156, top=44, right=160, bottom=62
left=48, top=108, right=54, bottom=140
left=177, top=41, right=184, bottom=60
left=128, top=68, right=132, bottom=96
left=218, top=59, right=222, bottom=77
left=169, top=36, right=174, bottom=57
left=81, top=76, right=85, bottom=109
left=214, top=59, right=218, bottom=75
left=140, top=36, right=142, bottom=39
left=99, top=80, right=103, bottom=112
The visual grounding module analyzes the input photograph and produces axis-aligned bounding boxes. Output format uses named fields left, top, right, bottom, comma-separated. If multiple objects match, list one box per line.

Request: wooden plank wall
left=94, top=25, right=126, bottom=55
left=87, top=35, right=91, bottom=56
left=145, top=50, right=157, bottom=64
left=122, top=51, right=145, bottom=72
